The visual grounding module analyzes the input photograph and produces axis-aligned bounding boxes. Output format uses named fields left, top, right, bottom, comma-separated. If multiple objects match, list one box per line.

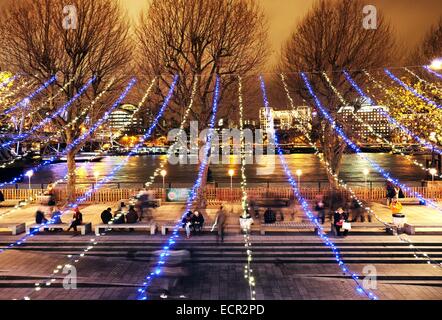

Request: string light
left=404, top=68, right=442, bottom=96
left=1, top=77, right=96, bottom=149
left=261, top=75, right=378, bottom=300
left=144, top=77, right=197, bottom=188
left=136, top=76, right=220, bottom=300
left=0, top=74, right=19, bottom=90
left=385, top=68, right=442, bottom=111
left=3, top=76, right=57, bottom=115
left=323, top=71, right=442, bottom=179
left=0, top=79, right=35, bottom=106
left=238, top=75, right=256, bottom=300
left=16, top=77, right=175, bottom=300
left=424, top=65, right=442, bottom=80
left=302, top=72, right=442, bottom=213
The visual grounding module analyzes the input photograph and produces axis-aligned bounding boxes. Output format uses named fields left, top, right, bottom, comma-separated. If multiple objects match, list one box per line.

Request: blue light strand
left=424, top=66, right=442, bottom=80
left=136, top=76, right=221, bottom=300
left=0, top=78, right=137, bottom=253
left=0, top=78, right=136, bottom=188
left=344, top=70, right=442, bottom=155
left=3, top=76, right=57, bottom=115
left=385, top=68, right=442, bottom=111
left=260, top=75, right=378, bottom=300
left=302, top=72, right=442, bottom=212
left=1, top=77, right=95, bottom=149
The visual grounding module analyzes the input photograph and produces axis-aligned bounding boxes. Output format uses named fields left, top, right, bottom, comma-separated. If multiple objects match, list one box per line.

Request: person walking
left=212, top=206, right=227, bottom=244
left=314, top=200, right=326, bottom=224
left=101, top=208, right=112, bottom=224
left=67, top=207, right=83, bottom=232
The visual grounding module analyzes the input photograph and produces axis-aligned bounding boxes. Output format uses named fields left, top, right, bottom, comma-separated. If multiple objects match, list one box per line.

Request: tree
left=136, top=0, right=268, bottom=126
left=410, top=17, right=442, bottom=65
left=0, top=0, right=133, bottom=201
left=278, top=0, right=396, bottom=188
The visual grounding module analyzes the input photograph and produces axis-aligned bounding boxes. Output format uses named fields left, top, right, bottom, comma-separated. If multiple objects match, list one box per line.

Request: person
left=67, top=207, right=83, bottom=232
left=390, top=198, right=403, bottom=215
left=45, top=183, right=56, bottom=206
left=386, top=181, right=395, bottom=206
left=314, top=200, right=326, bottom=224
left=212, top=206, right=227, bottom=244
left=35, top=209, right=47, bottom=224
left=350, top=198, right=364, bottom=222
left=182, top=211, right=193, bottom=239
left=126, top=205, right=139, bottom=224
left=101, top=208, right=112, bottom=224
left=263, top=208, right=276, bottom=224
left=333, top=207, right=349, bottom=237
left=394, top=186, right=405, bottom=199
left=0, top=190, right=4, bottom=203
left=48, top=207, right=63, bottom=232
left=191, top=210, right=205, bottom=234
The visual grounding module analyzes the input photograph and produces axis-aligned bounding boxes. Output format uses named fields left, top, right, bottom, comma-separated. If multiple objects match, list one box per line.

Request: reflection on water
left=21, top=153, right=431, bottom=188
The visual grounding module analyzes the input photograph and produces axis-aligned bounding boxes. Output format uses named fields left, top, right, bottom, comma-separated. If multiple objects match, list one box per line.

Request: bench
left=26, top=222, right=92, bottom=235
left=95, top=222, right=157, bottom=235
left=330, top=222, right=389, bottom=236
left=256, top=198, right=290, bottom=208
left=0, top=200, right=22, bottom=208
left=0, top=223, right=26, bottom=235
left=404, top=223, right=442, bottom=235
left=161, top=222, right=213, bottom=235
left=385, top=198, right=424, bottom=206
left=260, top=221, right=317, bottom=235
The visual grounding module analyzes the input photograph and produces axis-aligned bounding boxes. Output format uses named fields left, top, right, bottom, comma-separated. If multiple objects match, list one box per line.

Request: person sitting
left=48, top=207, right=63, bottom=232
left=35, top=210, right=48, bottom=224
left=101, top=207, right=112, bottom=224
left=263, top=208, right=276, bottom=224
left=191, top=210, right=205, bottom=234
left=126, top=205, right=139, bottom=224
left=67, top=207, right=83, bottom=232
left=182, top=211, right=193, bottom=239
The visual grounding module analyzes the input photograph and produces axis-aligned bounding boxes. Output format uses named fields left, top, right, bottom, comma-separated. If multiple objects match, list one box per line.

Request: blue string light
left=3, top=76, right=57, bottom=115
left=302, top=71, right=442, bottom=212
left=384, top=68, right=442, bottom=111
left=136, top=76, right=221, bottom=300
left=424, top=65, right=442, bottom=80
left=1, top=77, right=95, bottom=149
left=343, top=70, right=442, bottom=155
left=0, top=78, right=136, bottom=188
left=0, top=78, right=138, bottom=253
left=261, top=75, right=378, bottom=300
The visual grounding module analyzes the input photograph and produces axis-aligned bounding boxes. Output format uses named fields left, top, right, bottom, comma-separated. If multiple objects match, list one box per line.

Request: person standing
left=67, top=207, right=83, bottom=232
left=333, top=207, right=349, bottom=237
left=212, top=205, right=227, bottom=244
left=386, top=181, right=395, bottom=206
left=315, top=200, right=326, bottom=224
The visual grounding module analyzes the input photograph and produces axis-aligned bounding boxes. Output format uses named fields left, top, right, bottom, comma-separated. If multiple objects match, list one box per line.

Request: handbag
left=336, top=219, right=344, bottom=227
left=342, top=222, right=352, bottom=230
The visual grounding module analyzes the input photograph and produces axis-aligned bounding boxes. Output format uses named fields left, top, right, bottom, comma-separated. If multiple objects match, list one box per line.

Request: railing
left=2, top=185, right=442, bottom=204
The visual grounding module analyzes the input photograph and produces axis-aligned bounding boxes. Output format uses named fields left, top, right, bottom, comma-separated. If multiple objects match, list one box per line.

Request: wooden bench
left=95, top=222, right=157, bottom=235
left=0, top=200, right=22, bottom=208
left=0, top=223, right=26, bottom=235
left=385, top=198, right=423, bottom=205
left=260, top=221, right=317, bottom=235
left=404, top=223, right=442, bottom=235
left=161, top=222, right=213, bottom=235
left=330, top=222, right=389, bottom=235
left=26, top=222, right=92, bottom=235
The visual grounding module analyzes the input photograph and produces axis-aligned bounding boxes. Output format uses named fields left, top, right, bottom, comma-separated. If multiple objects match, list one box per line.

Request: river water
left=17, top=153, right=433, bottom=189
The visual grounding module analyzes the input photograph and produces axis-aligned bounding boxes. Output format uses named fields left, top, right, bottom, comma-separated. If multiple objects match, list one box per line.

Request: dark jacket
left=0, top=190, right=4, bottom=202
left=113, top=211, right=125, bottom=224
left=192, top=214, right=205, bottom=226
left=126, top=208, right=139, bottom=224
left=36, top=211, right=47, bottom=224
left=182, top=213, right=193, bottom=228
left=73, top=212, right=83, bottom=224
left=264, top=209, right=276, bottom=224
left=333, top=211, right=348, bottom=226
left=101, top=209, right=112, bottom=224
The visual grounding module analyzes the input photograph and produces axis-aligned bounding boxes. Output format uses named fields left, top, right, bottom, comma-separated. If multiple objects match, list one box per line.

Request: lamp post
left=25, top=170, right=33, bottom=190
left=160, top=169, right=167, bottom=190
left=228, top=169, right=235, bottom=202
left=93, top=171, right=99, bottom=188
left=296, top=169, right=302, bottom=189
left=429, top=168, right=437, bottom=182
left=363, top=168, right=369, bottom=199
left=429, top=58, right=442, bottom=71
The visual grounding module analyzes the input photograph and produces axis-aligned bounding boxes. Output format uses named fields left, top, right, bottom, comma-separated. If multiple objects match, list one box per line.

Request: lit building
left=109, top=104, right=144, bottom=133
left=337, top=104, right=391, bottom=141
left=259, top=106, right=312, bottom=131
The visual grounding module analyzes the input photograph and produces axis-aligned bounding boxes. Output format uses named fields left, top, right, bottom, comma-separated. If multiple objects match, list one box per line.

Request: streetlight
left=25, top=170, right=33, bottom=190
left=296, top=169, right=302, bottom=188
left=228, top=169, right=235, bottom=190
left=93, top=171, right=100, bottom=186
left=160, top=169, right=167, bottom=190
left=429, top=168, right=437, bottom=182
left=429, top=58, right=442, bottom=71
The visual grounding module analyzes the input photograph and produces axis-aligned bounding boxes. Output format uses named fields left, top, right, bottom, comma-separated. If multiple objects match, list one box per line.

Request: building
left=337, top=104, right=391, bottom=141
left=109, top=104, right=145, bottom=134
left=259, top=106, right=312, bottom=131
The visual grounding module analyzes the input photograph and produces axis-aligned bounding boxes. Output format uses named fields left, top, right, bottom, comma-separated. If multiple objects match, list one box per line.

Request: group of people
left=100, top=202, right=143, bottom=230
left=35, top=206, right=83, bottom=232
left=181, top=210, right=205, bottom=238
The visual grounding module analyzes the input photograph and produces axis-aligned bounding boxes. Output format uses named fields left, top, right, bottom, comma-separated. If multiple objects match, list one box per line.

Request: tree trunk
left=66, top=147, right=77, bottom=203
left=321, top=123, right=346, bottom=191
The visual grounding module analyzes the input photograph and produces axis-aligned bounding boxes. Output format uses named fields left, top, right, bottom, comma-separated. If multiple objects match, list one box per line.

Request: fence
left=2, top=185, right=442, bottom=204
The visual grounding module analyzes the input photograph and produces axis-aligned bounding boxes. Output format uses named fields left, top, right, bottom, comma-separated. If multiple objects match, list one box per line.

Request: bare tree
left=278, top=0, right=396, bottom=188
left=136, top=0, right=268, bottom=126
left=0, top=0, right=133, bottom=200
left=410, top=17, right=442, bottom=65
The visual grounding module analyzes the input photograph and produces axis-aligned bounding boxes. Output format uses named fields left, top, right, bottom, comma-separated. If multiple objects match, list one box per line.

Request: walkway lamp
left=429, top=58, right=442, bottom=71
left=25, top=170, right=34, bottom=189
left=160, top=169, right=167, bottom=190
left=228, top=169, right=235, bottom=190
left=296, top=169, right=302, bottom=188
left=429, top=168, right=437, bottom=182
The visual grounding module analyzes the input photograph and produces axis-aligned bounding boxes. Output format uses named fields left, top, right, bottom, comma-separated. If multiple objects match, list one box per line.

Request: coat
left=214, top=210, right=226, bottom=231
